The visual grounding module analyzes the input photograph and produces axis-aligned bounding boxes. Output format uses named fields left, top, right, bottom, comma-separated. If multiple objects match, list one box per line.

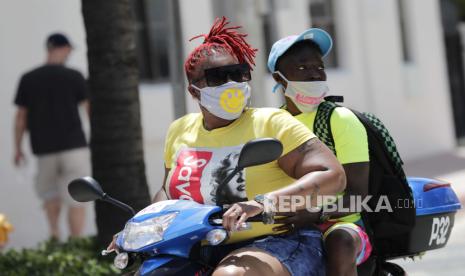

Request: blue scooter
left=69, top=138, right=462, bottom=275
left=68, top=138, right=283, bottom=275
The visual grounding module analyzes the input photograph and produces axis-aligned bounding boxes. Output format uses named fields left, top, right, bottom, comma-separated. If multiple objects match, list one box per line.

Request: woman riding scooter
left=148, top=17, right=346, bottom=276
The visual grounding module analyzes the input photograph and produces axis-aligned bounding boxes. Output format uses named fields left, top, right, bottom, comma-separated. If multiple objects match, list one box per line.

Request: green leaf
left=0, top=236, right=120, bottom=276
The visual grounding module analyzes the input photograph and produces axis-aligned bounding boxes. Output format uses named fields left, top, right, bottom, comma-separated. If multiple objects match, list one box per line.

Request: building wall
left=0, top=0, right=455, bottom=248
left=0, top=0, right=175, bottom=248
left=271, top=0, right=455, bottom=160
left=0, top=0, right=91, bottom=248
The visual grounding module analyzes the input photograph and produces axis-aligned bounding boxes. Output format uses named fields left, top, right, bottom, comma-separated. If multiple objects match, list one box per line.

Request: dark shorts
left=200, top=228, right=325, bottom=276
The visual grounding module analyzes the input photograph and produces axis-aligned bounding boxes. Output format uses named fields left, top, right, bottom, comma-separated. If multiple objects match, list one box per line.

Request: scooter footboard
left=137, top=256, right=210, bottom=276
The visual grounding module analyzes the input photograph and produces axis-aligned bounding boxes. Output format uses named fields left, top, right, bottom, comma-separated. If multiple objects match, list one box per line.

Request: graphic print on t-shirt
left=167, top=145, right=247, bottom=205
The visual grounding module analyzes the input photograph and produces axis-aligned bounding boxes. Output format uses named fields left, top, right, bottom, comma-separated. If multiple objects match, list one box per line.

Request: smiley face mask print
left=192, top=81, right=251, bottom=120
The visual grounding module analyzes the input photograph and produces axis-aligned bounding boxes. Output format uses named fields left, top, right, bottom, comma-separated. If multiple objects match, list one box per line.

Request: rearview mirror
left=68, top=176, right=105, bottom=202
left=216, top=138, right=283, bottom=206
left=237, top=138, right=283, bottom=169
left=68, top=176, right=136, bottom=215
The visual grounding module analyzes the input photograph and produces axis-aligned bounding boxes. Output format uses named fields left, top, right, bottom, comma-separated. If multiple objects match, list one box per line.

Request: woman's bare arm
left=13, top=107, right=27, bottom=166
left=270, top=138, right=346, bottom=210
left=152, top=167, right=170, bottom=203
left=225, top=138, right=346, bottom=230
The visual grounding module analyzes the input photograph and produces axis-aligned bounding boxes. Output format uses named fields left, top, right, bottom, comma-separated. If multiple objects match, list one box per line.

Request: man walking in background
left=13, top=33, right=90, bottom=240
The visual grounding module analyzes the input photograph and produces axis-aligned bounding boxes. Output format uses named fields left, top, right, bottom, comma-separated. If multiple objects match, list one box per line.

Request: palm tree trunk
left=82, top=0, right=151, bottom=246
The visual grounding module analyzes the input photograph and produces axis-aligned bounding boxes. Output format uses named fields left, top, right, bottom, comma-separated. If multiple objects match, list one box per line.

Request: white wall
left=362, top=0, right=455, bottom=159
left=0, top=0, right=174, bottom=249
left=139, top=84, right=174, bottom=195
left=0, top=0, right=91, bottom=249
left=256, top=0, right=455, bottom=160
left=294, top=0, right=455, bottom=160
left=397, top=0, right=455, bottom=158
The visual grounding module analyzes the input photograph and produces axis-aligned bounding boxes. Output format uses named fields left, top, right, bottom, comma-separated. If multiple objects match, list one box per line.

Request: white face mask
left=276, top=71, right=329, bottom=113
left=191, top=81, right=251, bottom=120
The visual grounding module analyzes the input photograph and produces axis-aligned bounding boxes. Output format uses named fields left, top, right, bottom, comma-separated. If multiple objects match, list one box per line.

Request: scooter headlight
left=121, top=212, right=177, bottom=251
left=206, top=229, right=228, bottom=245
left=114, top=252, right=129, bottom=269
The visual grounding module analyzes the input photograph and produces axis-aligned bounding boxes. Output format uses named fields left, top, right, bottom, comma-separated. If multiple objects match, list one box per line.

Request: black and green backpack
left=314, top=97, right=416, bottom=258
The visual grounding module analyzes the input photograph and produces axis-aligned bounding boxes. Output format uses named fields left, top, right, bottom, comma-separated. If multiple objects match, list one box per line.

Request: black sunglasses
left=204, top=63, right=251, bottom=86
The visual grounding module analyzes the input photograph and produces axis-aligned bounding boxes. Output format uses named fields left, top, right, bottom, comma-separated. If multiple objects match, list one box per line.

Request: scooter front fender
left=138, top=257, right=173, bottom=276
left=138, top=256, right=210, bottom=276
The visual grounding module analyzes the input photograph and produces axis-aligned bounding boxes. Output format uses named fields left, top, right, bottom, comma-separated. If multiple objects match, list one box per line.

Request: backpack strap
left=349, top=110, right=405, bottom=176
left=314, top=101, right=338, bottom=155
left=324, top=95, right=344, bottom=103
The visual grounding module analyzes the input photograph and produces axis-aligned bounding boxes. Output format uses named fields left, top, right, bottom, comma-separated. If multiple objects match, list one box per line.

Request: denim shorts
left=200, top=228, right=325, bottom=276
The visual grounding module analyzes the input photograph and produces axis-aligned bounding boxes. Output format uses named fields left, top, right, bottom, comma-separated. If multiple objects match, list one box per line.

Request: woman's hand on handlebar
left=105, top=233, right=120, bottom=254
left=222, top=200, right=264, bottom=232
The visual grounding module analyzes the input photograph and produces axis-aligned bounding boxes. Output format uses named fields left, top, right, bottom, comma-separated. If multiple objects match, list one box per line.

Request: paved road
left=1, top=161, right=96, bottom=249
left=392, top=211, right=465, bottom=276
left=390, top=151, right=465, bottom=276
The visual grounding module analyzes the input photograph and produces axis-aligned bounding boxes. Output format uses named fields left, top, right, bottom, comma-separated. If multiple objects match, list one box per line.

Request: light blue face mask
left=191, top=81, right=251, bottom=120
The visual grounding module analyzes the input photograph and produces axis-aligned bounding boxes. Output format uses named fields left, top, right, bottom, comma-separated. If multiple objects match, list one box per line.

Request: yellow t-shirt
left=295, top=106, right=369, bottom=223
left=164, top=108, right=315, bottom=243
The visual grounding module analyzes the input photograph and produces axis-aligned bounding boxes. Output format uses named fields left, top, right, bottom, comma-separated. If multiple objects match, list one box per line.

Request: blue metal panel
left=139, top=257, right=173, bottom=276
left=117, top=200, right=222, bottom=258
left=407, top=177, right=462, bottom=216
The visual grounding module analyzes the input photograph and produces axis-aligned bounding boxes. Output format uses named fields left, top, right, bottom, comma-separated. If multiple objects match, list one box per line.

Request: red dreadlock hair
left=184, top=17, right=258, bottom=80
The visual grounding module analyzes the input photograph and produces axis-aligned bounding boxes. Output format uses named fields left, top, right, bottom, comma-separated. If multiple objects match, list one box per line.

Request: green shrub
left=0, top=237, right=121, bottom=276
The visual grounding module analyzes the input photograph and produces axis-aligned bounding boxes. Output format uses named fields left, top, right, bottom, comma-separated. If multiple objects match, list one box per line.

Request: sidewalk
left=404, top=148, right=465, bottom=205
